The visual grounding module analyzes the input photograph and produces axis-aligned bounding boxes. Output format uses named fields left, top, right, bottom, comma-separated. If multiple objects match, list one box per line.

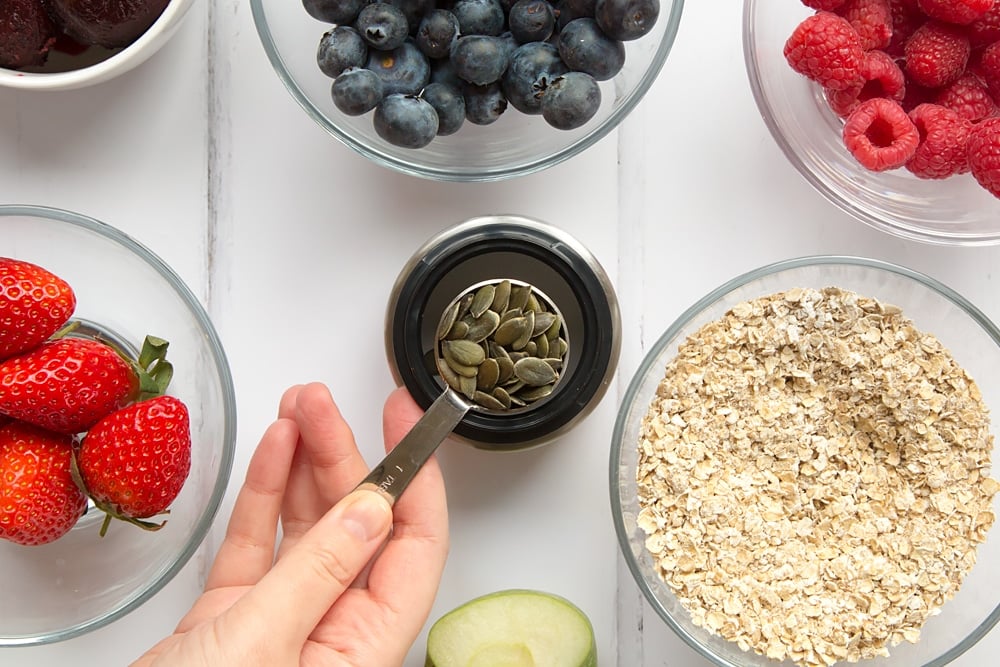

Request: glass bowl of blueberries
left=251, top=0, right=684, bottom=181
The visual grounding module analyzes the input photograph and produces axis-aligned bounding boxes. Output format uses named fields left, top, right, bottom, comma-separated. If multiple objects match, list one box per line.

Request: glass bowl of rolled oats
left=611, top=256, right=1000, bottom=667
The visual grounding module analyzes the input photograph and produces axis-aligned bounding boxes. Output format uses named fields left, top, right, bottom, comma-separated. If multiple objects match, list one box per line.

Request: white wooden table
left=1, top=1, right=998, bottom=665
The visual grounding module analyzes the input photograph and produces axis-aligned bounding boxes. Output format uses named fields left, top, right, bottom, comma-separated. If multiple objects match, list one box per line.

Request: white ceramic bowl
left=613, top=256, right=1000, bottom=666
left=743, top=0, right=1000, bottom=246
left=251, top=0, right=684, bottom=181
left=0, top=204, right=236, bottom=645
left=0, top=0, right=196, bottom=91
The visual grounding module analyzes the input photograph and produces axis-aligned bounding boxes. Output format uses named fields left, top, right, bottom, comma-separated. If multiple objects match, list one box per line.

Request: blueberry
left=594, top=0, right=658, bottom=41
left=366, top=39, right=431, bottom=96
left=303, top=0, right=367, bottom=24
left=331, top=67, right=385, bottom=115
left=508, top=0, right=556, bottom=43
left=451, top=35, right=509, bottom=86
left=374, top=94, right=440, bottom=148
left=554, top=0, right=588, bottom=31
left=430, top=56, right=464, bottom=88
left=416, top=9, right=460, bottom=59
left=355, top=3, right=410, bottom=51
left=557, top=18, right=624, bottom=81
left=421, top=82, right=466, bottom=135
left=317, top=26, right=368, bottom=79
left=383, top=0, right=436, bottom=32
left=565, top=0, right=596, bottom=17
left=451, top=0, right=506, bottom=36
left=541, top=71, right=601, bottom=130
left=501, top=41, right=568, bottom=114
left=462, top=81, right=508, bottom=125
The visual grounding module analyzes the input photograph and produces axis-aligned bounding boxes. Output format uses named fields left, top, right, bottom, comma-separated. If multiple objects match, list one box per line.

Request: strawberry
left=0, top=421, right=87, bottom=546
left=0, top=257, right=76, bottom=361
left=0, top=334, right=173, bottom=435
left=76, top=395, right=191, bottom=535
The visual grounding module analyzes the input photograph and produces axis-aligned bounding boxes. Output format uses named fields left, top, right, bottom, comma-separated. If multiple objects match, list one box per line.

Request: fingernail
left=340, top=490, right=392, bottom=543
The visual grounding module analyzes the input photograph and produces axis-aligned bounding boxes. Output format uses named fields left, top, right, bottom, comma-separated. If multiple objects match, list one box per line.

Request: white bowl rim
left=0, top=203, right=237, bottom=646
left=0, top=0, right=196, bottom=91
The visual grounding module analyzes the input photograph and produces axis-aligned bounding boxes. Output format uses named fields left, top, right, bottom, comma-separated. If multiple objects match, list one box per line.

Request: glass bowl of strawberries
left=744, top=0, right=1000, bottom=245
left=0, top=204, right=236, bottom=645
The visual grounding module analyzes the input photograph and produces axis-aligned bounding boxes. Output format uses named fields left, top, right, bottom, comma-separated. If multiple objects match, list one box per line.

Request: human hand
left=133, top=382, right=449, bottom=667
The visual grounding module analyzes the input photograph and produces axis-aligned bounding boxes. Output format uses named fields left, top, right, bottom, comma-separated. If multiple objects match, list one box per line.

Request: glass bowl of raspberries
left=0, top=205, right=236, bottom=645
left=0, top=0, right=196, bottom=91
left=744, top=0, right=1000, bottom=245
left=251, top=0, right=684, bottom=181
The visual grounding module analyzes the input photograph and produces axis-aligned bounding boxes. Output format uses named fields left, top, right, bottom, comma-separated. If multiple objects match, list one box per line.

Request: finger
left=368, top=388, right=449, bottom=621
left=277, top=383, right=369, bottom=555
left=277, top=384, right=304, bottom=419
left=295, top=382, right=370, bottom=502
left=224, top=488, right=393, bottom=647
left=205, top=418, right=299, bottom=590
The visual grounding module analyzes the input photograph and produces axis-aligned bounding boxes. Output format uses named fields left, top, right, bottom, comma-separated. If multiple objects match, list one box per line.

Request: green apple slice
left=425, top=589, right=597, bottom=667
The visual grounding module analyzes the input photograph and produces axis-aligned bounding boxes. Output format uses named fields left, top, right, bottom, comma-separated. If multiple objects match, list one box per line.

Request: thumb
left=225, top=489, right=393, bottom=646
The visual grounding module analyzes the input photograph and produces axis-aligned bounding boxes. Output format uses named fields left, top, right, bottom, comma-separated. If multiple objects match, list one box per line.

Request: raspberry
left=934, top=71, right=998, bottom=120
left=843, top=97, right=920, bottom=170
left=825, top=49, right=906, bottom=117
left=784, top=12, right=865, bottom=91
left=905, top=103, right=973, bottom=177
left=803, top=0, right=848, bottom=9
left=836, top=0, right=893, bottom=50
left=917, top=0, right=995, bottom=25
left=904, top=21, right=972, bottom=88
left=969, top=4, right=1000, bottom=46
left=967, top=116, right=1000, bottom=197
left=979, top=41, right=1000, bottom=97
left=887, top=0, right=925, bottom=56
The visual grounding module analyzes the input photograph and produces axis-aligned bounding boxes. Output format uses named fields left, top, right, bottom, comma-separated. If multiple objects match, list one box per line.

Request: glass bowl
left=0, top=204, right=236, bottom=645
left=612, top=256, right=1000, bottom=666
left=0, top=0, right=196, bottom=91
left=250, top=0, right=684, bottom=181
left=743, top=0, right=1000, bottom=246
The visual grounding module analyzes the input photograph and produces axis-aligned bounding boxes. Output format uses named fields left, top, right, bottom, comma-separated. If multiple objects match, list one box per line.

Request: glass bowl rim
left=0, top=203, right=237, bottom=646
left=740, top=0, right=1000, bottom=248
left=249, top=0, right=686, bottom=182
left=609, top=254, right=1000, bottom=666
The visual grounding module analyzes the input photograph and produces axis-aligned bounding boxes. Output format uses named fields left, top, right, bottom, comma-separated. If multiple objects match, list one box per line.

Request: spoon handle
left=356, top=388, right=470, bottom=505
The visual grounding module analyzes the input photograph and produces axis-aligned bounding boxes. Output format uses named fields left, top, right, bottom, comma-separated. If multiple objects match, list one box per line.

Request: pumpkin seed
left=519, top=383, right=554, bottom=402
left=491, top=279, right=511, bottom=312
left=466, top=309, right=501, bottom=343
left=532, top=312, right=557, bottom=338
left=514, top=357, right=558, bottom=387
left=443, top=339, right=486, bottom=367
left=436, top=300, right=460, bottom=340
left=494, top=317, right=529, bottom=347
left=511, top=311, right=534, bottom=350
left=473, top=390, right=506, bottom=410
left=470, top=284, right=495, bottom=319
left=446, top=320, right=470, bottom=340
left=491, top=386, right=512, bottom=408
left=509, top=284, right=531, bottom=311
left=476, top=358, right=500, bottom=390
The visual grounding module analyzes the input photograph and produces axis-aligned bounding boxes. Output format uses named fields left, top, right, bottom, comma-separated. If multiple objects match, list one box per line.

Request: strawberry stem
left=134, top=335, right=173, bottom=400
